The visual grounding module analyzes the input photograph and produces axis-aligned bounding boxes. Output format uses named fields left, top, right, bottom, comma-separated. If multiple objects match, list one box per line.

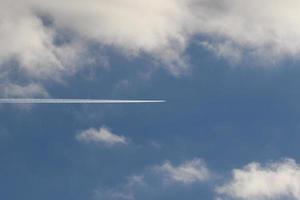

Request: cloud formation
left=0, top=0, right=193, bottom=80
left=155, top=158, right=211, bottom=184
left=2, top=0, right=300, bottom=96
left=195, top=0, right=300, bottom=63
left=95, top=158, right=211, bottom=200
left=0, top=1, right=85, bottom=79
left=76, top=127, right=128, bottom=146
left=217, top=159, right=300, bottom=200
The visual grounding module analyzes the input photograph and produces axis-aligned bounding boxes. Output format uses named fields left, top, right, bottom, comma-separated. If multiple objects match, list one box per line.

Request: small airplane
left=0, top=98, right=165, bottom=104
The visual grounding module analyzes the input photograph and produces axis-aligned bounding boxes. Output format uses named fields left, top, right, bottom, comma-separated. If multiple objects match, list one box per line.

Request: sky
left=1, top=0, right=300, bottom=200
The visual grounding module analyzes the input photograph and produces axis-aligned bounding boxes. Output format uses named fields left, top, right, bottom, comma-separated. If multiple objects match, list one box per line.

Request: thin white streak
left=0, top=99, right=166, bottom=104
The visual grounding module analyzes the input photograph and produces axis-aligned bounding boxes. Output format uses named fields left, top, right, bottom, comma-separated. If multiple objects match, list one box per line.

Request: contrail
left=0, top=99, right=165, bottom=104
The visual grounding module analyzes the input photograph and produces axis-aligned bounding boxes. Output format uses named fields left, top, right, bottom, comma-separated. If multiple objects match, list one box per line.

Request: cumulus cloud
left=0, top=0, right=194, bottom=80
left=193, top=0, right=300, bottom=63
left=154, top=158, right=211, bottom=184
left=216, top=159, right=300, bottom=200
left=0, top=1, right=86, bottom=79
left=1, top=0, right=300, bottom=95
left=76, top=126, right=128, bottom=146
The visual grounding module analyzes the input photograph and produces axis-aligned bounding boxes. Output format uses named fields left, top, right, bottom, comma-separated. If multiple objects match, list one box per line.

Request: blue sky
left=2, top=1, right=300, bottom=200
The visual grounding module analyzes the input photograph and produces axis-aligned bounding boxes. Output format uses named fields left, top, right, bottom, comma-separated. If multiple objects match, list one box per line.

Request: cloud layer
left=217, top=159, right=300, bottom=200
left=1, top=0, right=300, bottom=96
left=76, top=127, right=128, bottom=146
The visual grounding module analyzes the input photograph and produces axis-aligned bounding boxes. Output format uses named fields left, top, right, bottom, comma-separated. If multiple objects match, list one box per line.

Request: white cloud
left=95, top=158, right=211, bottom=200
left=217, top=159, right=300, bottom=200
left=0, top=0, right=194, bottom=79
left=192, top=0, right=300, bottom=63
left=0, top=1, right=84, bottom=79
left=22, top=0, right=300, bottom=64
left=155, top=158, right=211, bottom=184
left=76, top=126, right=128, bottom=146
left=1, top=0, right=300, bottom=92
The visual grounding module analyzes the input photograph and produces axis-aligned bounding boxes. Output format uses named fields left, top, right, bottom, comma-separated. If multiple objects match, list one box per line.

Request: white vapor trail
left=0, top=99, right=166, bottom=104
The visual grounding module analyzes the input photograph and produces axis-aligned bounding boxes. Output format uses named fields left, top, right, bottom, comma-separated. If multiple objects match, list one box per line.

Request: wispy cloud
left=76, top=127, right=128, bottom=146
left=0, top=83, right=49, bottom=98
left=216, top=158, right=300, bottom=200
left=95, top=175, right=145, bottom=200
left=94, top=158, right=212, bottom=200
left=154, top=158, right=211, bottom=185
